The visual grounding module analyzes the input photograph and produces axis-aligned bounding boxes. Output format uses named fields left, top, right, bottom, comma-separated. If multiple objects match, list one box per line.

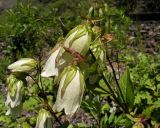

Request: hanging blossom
left=5, top=75, right=25, bottom=116
left=35, top=109, right=53, bottom=128
left=41, top=24, right=91, bottom=78
left=41, top=46, right=61, bottom=77
left=54, top=66, right=85, bottom=115
left=63, top=24, right=91, bottom=57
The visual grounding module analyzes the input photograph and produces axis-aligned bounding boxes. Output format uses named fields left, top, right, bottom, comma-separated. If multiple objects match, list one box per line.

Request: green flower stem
left=27, top=74, right=62, bottom=126
left=27, top=74, right=42, bottom=93
left=106, top=54, right=129, bottom=113
left=44, top=99, right=62, bottom=126
left=89, top=49, right=128, bottom=113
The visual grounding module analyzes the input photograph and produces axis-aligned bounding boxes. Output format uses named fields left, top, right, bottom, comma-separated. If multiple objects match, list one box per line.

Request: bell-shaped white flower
left=41, top=47, right=61, bottom=77
left=35, top=109, right=53, bottom=128
left=8, top=58, right=37, bottom=73
left=41, top=45, right=75, bottom=77
left=5, top=75, right=24, bottom=115
left=64, top=24, right=91, bottom=57
left=54, top=66, right=85, bottom=115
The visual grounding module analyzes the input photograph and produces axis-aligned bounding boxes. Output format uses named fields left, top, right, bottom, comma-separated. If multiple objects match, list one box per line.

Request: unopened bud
left=8, top=58, right=37, bottom=73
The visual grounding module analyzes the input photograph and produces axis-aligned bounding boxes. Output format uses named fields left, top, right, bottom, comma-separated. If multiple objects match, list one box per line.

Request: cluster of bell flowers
left=40, top=24, right=106, bottom=116
left=41, top=24, right=91, bottom=77
left=41, top=24, right=90, bottom=116
left=5, top=23, right=106, bottom=127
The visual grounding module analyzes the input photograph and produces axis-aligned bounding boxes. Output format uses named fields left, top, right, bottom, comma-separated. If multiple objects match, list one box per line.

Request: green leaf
left=101, top=102, right=110, bottom=114
left=99, top=79, right=110, bottom=92
left=134, top=92, right=153, bottom=105
left=142, top=99, right=160, bottom=119
left=109, top=113, right=115, bottom=125
left=77, top=123, right=87, bottom=127
left=118, top=68, right=134, bottom=109
left=100, top=113, right=109, bottom=127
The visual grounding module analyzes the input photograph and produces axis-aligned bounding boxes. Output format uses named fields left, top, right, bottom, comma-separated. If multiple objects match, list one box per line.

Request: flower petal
left=41, top=47, right=61, bottom=77
left=55, top=66, right=85, bottom=115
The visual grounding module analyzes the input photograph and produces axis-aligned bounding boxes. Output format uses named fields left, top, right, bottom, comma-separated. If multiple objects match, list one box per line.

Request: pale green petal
left=10, top=81, right=24, bottom=108
left=70, top=33, right=90, bottom=56
left=63, top=71, right=81, bottom=115
left=64, top=25, right=91, bottom=56
left=36, top=109, right=53, bottom=128
left=55, top=67, right=85, bottom=115
left=54, top=73, right=67, bottom=112
left=61, top=68, right=76, bottom=98
left=64, top=30, right=78, bottom=48
left=5, top=75, right=24, bottom=116
left=6, top=80, right=24, bottom=108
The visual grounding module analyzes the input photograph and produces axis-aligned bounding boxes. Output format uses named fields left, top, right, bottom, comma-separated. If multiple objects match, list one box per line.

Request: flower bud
left=90, top=39, right=106, bottom=62
left=5, top=75, right=25, bottom=116
left=54, top=66, right=85, bottom=115
left=35, top=109, right=53, bottom=128
left=64, top=25, right=91, bottom=57
left=8, top=58, right=37, bottom=73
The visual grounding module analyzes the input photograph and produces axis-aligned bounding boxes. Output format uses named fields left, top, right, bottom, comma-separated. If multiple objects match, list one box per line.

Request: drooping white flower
left=41, top=45, right=75, bottom=77
left=41, top=47, right=61, bottom=77
left=5, top=75, right=24, bottom=116
left=64, top=25, right=91, bottom=57
left=54, top=66, right=85, bottom=115
left=35, top=109, right=53, bottom=128
left=8, top=58, right=37, bottom=73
